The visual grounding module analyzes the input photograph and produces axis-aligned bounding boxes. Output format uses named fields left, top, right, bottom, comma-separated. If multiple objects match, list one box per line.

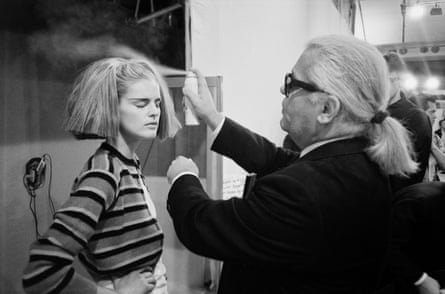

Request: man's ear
left=317, top=95, right=340, bottom=124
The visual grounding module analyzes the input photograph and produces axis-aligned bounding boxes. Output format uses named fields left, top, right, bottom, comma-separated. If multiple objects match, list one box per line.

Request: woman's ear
left=317, top=95, right=340, bottom=124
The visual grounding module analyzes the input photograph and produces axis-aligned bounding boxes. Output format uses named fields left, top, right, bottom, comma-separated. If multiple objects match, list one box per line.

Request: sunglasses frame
left=284, top=73, right=322, bottom=97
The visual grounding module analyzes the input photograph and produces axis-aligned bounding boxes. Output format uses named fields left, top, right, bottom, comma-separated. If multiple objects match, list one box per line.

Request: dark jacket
left=382, top=182, right=445, bottom=294
left=387, top=94, right=432, bottom=194
left=167, top=118, right=392, bottom=294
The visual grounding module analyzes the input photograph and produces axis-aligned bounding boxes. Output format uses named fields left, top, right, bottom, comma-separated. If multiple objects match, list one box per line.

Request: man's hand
left=167, top=156, right=199, bottom=184
left=183, top=69, right=224, bottom=130
left=417, top=275, right=441, bottom=294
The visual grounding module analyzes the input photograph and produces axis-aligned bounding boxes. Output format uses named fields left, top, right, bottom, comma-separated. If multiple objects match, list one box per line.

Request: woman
left=22, top=57, right=181, bottom=294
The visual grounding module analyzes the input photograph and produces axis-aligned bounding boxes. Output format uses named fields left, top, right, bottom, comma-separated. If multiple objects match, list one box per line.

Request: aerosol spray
left=183, top=72, right=200, bottom=126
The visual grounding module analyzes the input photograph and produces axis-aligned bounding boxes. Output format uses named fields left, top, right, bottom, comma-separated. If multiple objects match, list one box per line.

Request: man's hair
left=383, top=51, right=406, bottom=73
left=300, top=35, right=417, bottom=176
left=63, top=57, right=181, bottom=140
left=419, top=94, right=437, bottom=111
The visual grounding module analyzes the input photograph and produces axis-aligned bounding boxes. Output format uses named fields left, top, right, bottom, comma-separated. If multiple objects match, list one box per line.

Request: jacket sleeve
left=385, top=198, right=424, bottom=284
left=167, top=173, right=322, bottom=269
left=22, top=166, right=118, bottom=294
left=211, top=118, right=299, bottom=177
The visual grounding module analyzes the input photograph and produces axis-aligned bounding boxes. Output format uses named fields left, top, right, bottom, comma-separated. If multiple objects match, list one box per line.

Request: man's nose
left=280, top=84, right=285, bottom=95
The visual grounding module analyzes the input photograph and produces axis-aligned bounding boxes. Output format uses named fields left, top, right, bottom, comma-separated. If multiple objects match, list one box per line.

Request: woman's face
left=118, top=78, right=161, bottom=142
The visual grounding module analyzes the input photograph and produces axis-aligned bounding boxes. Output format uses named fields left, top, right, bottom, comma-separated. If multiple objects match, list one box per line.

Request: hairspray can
left=183, top=72, right=200, bottom=126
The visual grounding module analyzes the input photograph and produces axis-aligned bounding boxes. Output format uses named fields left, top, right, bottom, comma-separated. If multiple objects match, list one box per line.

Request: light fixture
left=430, top=2, right=443, bottom=15
left=425, top=77, right=440, bottom=90
left=401, top=74, right=418, bottom=91
left=408, top=3, right=426, bottom=18
left=431, top=45, right=440, bottom=53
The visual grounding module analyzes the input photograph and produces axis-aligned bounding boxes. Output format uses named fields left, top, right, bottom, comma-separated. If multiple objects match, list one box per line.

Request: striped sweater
left=22, top=142, right=164, bottom=294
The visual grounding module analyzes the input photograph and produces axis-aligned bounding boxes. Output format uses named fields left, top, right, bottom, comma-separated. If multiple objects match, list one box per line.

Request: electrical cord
left=42, top=153, right=56, bottom=217
left=22, top=153, right=56, bottom=239
left=23, top=173, right=41, bottom=239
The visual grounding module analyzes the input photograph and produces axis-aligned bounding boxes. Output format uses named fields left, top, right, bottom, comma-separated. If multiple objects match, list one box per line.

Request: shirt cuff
left=414, top=272, right=428, bottom=286
left=209, top=116, right=226, bottom=146
left=171, top=172, right=199, bottom=185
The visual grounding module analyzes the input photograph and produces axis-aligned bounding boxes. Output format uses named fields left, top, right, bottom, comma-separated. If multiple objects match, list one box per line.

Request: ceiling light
left=430, top=3, right=443, bottom=15
left=401, top=74, right=418, bottom=91
left=431, top=45, right=440, bottom=53
left=408, top=4, right=426, bottom=18
left=425, top=77, right=440, bottom=90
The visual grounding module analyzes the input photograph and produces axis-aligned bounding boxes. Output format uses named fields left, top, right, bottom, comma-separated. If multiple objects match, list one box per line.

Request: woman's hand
left=113, top=270, right=156, bottom=294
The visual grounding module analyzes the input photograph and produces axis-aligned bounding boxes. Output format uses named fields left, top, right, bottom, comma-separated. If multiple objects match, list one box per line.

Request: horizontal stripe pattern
left=22, top=143, right=164, bottom=294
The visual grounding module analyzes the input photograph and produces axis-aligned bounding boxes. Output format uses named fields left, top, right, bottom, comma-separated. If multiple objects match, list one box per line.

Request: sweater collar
left=101, top=142, right=141, bottom=168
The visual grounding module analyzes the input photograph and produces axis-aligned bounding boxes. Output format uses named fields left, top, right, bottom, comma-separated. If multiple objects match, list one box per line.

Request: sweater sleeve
left=22, top=160, right=118, bottom=294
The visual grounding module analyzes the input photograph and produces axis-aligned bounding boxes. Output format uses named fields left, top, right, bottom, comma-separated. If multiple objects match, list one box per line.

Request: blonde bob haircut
left=64, top=57, right=181, bottom=140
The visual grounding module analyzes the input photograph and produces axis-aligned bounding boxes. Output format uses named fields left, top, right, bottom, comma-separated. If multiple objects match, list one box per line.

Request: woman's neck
left=107, top=135, right=140, bottom=159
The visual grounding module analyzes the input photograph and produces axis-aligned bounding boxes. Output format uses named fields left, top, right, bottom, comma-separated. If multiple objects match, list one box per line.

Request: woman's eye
left=133, top=99, right=161, bottom=108
left=135, top=102, right=148, bottom=108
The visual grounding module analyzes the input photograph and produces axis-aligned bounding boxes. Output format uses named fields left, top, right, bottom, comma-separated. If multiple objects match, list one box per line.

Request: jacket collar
left=299, top=137, right=369, bottom=161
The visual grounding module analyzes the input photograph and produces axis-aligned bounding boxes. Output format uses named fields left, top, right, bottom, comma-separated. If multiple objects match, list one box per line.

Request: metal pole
left=136, top=3, right=182, bottom=24
left=401, top=0, right=407, bottom=43
left=350, top=0, right=357, bottom=35
left=184, top=0, right=191, bottom=70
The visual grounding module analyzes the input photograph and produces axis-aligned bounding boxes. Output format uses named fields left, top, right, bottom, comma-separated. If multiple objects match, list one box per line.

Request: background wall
left=355, top=0, right=445, bottom=45
left=0, top=29, right=99, bottom=292
left=190, top=0, right=351, bottom=176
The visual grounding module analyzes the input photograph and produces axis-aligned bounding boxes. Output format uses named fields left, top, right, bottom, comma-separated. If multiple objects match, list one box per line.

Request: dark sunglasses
left=284, top=73, right=323, bottom=97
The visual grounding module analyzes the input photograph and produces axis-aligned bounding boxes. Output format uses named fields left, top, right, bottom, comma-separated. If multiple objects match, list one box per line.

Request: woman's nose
left=280, top=84, right=285, bottom=95
left=148, top=103, right=160, bottom=117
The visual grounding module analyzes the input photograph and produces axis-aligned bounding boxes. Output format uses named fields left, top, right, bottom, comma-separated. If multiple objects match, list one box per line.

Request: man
left=166, top=35, right=418, bottom=294
left=383, top=52, right=432, bottom=193
left=434, top=119, right=445, bottom=149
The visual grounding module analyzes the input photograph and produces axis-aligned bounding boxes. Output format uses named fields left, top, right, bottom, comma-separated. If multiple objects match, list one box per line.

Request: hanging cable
left=150, top=0, right=156, bottom=26
left=43, top=153, right=56, bottom=217
left=22, top=153, right=56, bottom=239
left=134, top=0, right=141, bottom=20
left=23, top=172, right=41, bottom=239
